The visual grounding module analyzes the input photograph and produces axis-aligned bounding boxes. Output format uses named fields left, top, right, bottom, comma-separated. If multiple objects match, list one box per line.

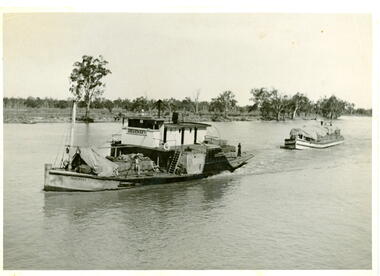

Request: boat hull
left=45, top=170, right=122, bottom=191
left=283, top=137, right=344, bottom=150
left=44, top=153, right=254, bottom=192
left=44, top=169, right=208, bottom=192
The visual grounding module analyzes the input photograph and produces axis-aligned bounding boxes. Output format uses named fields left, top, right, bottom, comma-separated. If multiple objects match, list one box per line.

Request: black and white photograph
left=1, top=7, right=376, bottom=274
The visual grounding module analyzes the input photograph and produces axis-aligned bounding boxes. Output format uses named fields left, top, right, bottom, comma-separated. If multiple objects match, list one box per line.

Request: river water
left=3, top=117, right=371, bottom=269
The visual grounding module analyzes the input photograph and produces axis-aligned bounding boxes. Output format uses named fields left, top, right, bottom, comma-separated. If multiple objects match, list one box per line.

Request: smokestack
left=172, top=112, right=179, bottom=124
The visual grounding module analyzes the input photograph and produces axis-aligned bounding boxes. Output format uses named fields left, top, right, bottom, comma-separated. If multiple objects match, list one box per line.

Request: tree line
left=3, top=91, right=372, bottom=119
left=249, top=88, right=371, bottom=120
left=3, top=55, right=372, bottom=120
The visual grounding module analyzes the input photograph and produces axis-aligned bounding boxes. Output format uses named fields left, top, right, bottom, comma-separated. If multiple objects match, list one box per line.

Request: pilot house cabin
left=110, top=114, right=236, bottom=175
left=118, top=115, right=209, bottom=148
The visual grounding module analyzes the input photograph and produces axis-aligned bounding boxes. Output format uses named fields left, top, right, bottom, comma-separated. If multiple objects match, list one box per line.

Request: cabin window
left=128, top=119, right=164, bottom=129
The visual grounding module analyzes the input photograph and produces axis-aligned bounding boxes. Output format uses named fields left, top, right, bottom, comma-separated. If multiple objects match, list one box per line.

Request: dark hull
left=45, top=171, right=207, bottom=192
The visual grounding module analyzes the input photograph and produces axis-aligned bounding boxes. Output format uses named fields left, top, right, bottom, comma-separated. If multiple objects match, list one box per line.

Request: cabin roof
left=164, top=122, right=211, bottom=129
left=127, top=116, right=165, bottom=122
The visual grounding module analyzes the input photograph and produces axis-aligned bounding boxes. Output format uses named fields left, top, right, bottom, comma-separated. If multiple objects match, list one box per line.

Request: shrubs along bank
left=5, top=55, right=370, bottom=123
left=3, top=106, right=260, bottom=124
left=3, top=93, right=371, bottom=124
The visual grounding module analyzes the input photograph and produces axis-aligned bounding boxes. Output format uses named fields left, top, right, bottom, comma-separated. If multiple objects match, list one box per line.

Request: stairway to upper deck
left=168, top=150, right=182, bottom=174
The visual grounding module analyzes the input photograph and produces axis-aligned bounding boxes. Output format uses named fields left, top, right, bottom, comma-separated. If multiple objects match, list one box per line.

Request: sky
left=3, top=13, right=372, bottom=108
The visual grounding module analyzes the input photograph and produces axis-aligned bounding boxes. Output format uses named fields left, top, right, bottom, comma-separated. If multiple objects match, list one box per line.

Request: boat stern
left=283, top=138, right=298, bottom=150
left=44, top=163, right=53, bottom=190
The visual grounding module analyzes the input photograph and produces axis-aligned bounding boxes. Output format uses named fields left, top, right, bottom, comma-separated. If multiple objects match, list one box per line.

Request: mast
left=69, top=100, right=77, bottom=150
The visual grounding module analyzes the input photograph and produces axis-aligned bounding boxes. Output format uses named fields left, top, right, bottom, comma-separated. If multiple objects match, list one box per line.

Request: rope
left=211, top=124, right=221, bottom=139
left=53, top=122, right=72, bottom=167
left=53, top=100, right=76, bottom=167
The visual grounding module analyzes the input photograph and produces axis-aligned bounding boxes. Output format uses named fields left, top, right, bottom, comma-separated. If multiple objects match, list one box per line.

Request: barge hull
left=283, top=138, right=344, bottom=150
left=44, top=153, right=254, bottom=192
left=45, top=171, right=121, bottom=191
left=44, top=169, right=207, bottom=192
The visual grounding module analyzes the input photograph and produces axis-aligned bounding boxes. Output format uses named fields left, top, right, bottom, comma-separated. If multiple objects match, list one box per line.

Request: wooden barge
left=282, top=122, right=344, bottom=150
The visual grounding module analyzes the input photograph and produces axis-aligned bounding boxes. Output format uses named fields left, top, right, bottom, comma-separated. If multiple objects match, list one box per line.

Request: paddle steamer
left=44, top=107, right=253, bottom=191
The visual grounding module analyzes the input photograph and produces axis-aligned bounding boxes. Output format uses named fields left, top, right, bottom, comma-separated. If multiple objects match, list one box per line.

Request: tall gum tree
left=211, top=91, right=237, bottom=117
left=290, top=92, right=310, bottom=119
left=69, top=55, right=112, bottom=120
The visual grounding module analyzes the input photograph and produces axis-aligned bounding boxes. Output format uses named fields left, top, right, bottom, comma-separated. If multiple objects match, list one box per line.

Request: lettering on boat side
left=119, top=182, right=135, bottom=187
left=127, top=128, right=147, bottom=136
left=70, top=176, right=86, bottom=181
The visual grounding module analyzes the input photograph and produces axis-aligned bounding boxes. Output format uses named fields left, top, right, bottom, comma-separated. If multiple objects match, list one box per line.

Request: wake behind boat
left=44, top=107, right=253, bottom=192
left=283, top=121, right=344, bottom=150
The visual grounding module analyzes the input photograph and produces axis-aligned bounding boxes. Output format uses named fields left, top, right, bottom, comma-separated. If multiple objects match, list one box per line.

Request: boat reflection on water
left=42, top=175, right=235, bottom=220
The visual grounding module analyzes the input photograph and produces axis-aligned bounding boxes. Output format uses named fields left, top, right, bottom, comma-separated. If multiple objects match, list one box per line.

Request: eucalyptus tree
left=345, top=102, right=355, bottom=115
left=250, top=87, right=277, bottom=119
left=131, top=96, right=150, bottom=112
left=210, top=91, right=237, bottom=117
left=181, top=97, right=195, bottom=113
left=250, top=88, right=270, bottom=111
left=103, top=99, right=114, bottom=113
left=290, top=92, right=310, bottom=119
left=112, top=98, right=123, bottom=109
left=198, top=101, right=210, bottom=114
left=250, top=88, right=302, bottom=120
left=162, top=98, right=180, bottom=115
left=319, top=95, right=347, bottom=119
left=269, top=89, right=288, bottom=121
left=69, top=55, right=112, bottom=120
left=122, top=99, right=132, bottom=111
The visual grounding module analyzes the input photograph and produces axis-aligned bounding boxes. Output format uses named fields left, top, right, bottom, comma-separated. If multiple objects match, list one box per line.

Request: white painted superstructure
left=117, top=116, right=210, bottom=149
left=121, top=127, right=163, bottom=148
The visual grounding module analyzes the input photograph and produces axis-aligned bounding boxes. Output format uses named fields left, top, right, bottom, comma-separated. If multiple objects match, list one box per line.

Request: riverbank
left=3, top=107, right=369, bottom=124
left=3, top=107, right=113, bottom=124
left=3, top=107, right=262, bottom=124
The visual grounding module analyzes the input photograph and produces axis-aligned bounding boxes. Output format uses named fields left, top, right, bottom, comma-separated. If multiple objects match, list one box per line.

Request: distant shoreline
left=3, top=107, right=371, bottom=124
left=3, top=107, right=260, bottom=124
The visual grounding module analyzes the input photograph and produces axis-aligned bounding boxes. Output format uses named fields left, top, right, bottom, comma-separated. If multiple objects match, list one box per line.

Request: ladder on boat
left=168, top=150, right=182, bottom=174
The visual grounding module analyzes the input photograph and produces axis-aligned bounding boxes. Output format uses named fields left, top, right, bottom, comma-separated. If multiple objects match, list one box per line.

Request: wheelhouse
left=115, top=116, right=211, bottom=150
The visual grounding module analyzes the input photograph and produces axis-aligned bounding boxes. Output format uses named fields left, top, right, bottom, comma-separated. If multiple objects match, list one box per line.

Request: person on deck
left=62, top=147, right=70, bottom=170
left=237, top=143, right=241, bottom=157
left=134, top=156, right=141, bottom=176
